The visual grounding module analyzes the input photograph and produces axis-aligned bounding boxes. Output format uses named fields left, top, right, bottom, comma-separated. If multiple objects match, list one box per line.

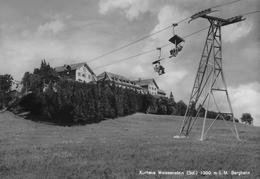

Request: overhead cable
left=93, top=26, right=209, bottom=70
left=87, top=1, right=243, bottom=63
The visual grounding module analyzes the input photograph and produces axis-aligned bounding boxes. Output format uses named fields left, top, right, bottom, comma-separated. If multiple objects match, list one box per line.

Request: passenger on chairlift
left=158, top=65, right=165, bottom=75
left=152, top=47, right=165, bottom=75
left=169, top=24, right=185, bottom=58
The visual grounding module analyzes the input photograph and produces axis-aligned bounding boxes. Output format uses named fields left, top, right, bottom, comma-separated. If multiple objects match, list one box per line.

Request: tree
left=169, top=91, right=174, bottom=102
left=21, top=60, right=59, bottom=94
left=158, top=104, right=167, bottom=114
left=176, top=100, right=187, bottom=116
left=241, top=113, right=253, bottom=125
left=0, top=74, right=13, bottom=108
left=0, top=74, right=13, bottom=93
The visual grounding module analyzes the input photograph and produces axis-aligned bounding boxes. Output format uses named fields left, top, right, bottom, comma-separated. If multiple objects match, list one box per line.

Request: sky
left=0, top=0, right=259, bottom=126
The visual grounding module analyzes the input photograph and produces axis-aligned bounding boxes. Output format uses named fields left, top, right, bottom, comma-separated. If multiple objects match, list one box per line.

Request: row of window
left=111, top=77, right=135, bottom=85
left=149, top=86, right=157, bottom=91
left=114, top=84, right=144, bottom=94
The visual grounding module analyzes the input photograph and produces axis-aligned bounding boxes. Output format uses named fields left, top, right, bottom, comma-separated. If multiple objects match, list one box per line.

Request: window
left=78, top=72, right=81, bottom=76
left=88, top=75, right=91, bottom=79
left=82, top=74, right=85, bottom=77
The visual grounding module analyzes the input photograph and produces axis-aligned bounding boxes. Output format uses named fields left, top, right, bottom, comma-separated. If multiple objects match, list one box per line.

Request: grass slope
left=0, top=111, right=259, bottom=179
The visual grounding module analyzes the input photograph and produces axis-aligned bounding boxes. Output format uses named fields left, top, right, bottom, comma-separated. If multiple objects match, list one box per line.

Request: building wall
left=58, top=70, right=76, bottom=80
left=75, top=66, right=94, bottom=83
left=148, top=83, right=158, bottom=95
left=157, top=92, right=166, bottom=97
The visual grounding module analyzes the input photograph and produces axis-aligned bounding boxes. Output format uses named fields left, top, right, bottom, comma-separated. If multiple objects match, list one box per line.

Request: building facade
left=157, top=89, right=166, bottom=97
left=54, top=62, right=97, bottom=83
left=97, top=72, right=143, bottom=92
left=135, top=79, right=158, bottom=95
left=135, top=78, right=166, bottom=97
left=54, top=64, right=167, bottom=97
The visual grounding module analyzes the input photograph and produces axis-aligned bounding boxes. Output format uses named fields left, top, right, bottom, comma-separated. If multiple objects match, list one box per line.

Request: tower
left=179, top=11, right=245, bottom=140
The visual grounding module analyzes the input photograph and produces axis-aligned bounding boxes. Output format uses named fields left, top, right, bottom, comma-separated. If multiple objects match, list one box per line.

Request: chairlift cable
left=92, top=7, right=258, bottom=71
left=211, top=0, right=242, bottom=9
left=240, top=10, right=260, bottom=16
left=86, top=1, right=243, bottom=63
left=93, top=26, right=210, bottom=70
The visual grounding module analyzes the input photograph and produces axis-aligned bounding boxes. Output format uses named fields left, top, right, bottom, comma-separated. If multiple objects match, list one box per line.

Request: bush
left=158, top=104, right=167, bottom=115
left=19, top=80, right=153, bottom=125
left=241, top=113, right=253, bottom=125
left=19, top=93, right=43, bottom=115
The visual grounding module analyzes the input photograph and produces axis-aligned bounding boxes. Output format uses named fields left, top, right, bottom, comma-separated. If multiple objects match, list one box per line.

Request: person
left=177, top=45, right=183, bottom=52
left=153, top=63, right=160, bottom=73
left=158, top=65, right=165, bottom=75
left=169, top=48, right=178, bottom=58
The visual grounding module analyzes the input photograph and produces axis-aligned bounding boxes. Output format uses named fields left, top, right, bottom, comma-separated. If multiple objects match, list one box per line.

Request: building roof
left=97, top=72, right=142, bottom=89
left=54, top=62, right=95, bottom=75
left=98, top=72, right=130, bottom=81
left=134, top=78, right=159, bottom=89
left=158, top=89, right=166, bottom=95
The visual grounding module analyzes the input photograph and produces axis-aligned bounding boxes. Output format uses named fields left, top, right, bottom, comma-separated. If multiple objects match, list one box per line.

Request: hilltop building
left=134, top=78, right=165, bottom=97
left=53, top=63, right=167, bottom=97
left=97, top=72, right=143, bottom=92
left=54, top=62, right=97, bottom=83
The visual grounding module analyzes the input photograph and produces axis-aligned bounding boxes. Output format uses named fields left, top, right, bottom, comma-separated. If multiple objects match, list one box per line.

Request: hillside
left=0, top=111, right=259, bottom=178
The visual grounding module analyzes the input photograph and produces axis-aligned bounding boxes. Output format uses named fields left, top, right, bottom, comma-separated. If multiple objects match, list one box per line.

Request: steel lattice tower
left=179, top=13, right=245, bottom=140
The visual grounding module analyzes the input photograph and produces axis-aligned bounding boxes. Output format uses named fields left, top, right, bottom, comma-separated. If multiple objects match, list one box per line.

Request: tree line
left=0, top=60, right=253, bottom=126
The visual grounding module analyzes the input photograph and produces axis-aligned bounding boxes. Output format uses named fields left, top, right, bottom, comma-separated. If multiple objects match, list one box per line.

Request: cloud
left=99, top=0, right=150, bottom=20
left=0, top=36, right=65, bottom=78
left=151, top=5, right=189, bottom=35
left=229, top=82, right=260, bottom=126
left=222, top=20, right=253, bottom=43
left=136, top=5, right=190, bottom=98
left=158, top=68, right=188, bottom=87
left=37, top=17, right=65, bottom=35
left=0, top=32, right=103, bottom=80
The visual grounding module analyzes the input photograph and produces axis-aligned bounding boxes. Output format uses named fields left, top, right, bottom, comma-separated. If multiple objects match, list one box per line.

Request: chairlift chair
left=169, top=24, right=185, bottom=58
left=152, top=47, right=165, bottom=75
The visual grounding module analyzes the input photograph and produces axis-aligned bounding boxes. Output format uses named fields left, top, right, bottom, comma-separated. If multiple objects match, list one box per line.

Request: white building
left=134, top=78, right=166, bottom=97
left=97, top=72, right=143, bottom=92
left=54, top=62, right=97, bottom=83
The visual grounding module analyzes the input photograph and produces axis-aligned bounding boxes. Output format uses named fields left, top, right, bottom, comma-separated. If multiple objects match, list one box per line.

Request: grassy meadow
left=0, top=111, right=259, bottom=178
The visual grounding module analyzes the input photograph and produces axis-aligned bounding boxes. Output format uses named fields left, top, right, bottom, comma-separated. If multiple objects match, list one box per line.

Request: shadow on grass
left=11, top=109, right=106, bottom=127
